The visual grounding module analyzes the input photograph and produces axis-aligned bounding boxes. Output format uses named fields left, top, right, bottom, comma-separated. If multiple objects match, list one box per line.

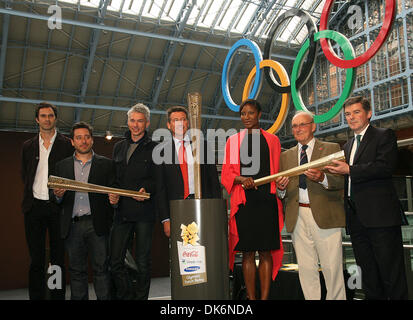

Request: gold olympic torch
left=47, top=175, right=150, bottom=199
left=252, top=150, right=346, bottom=187
left=187, top=92, right=202, bottom=199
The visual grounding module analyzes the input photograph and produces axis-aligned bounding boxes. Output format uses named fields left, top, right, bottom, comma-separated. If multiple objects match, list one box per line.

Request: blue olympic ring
left=221, top=39, right=263, bottom=112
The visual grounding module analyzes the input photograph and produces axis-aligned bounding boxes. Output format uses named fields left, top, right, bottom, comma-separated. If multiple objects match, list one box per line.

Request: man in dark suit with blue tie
left=326, top=95, right=408, bottom=299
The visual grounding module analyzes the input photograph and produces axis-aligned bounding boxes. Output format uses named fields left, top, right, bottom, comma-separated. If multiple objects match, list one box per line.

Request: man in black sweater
left=108, top=103, right=165, bottom=300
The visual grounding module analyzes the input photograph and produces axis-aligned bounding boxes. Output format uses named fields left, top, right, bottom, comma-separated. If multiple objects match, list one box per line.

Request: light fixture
left=105, top=131, right=113, bottom=141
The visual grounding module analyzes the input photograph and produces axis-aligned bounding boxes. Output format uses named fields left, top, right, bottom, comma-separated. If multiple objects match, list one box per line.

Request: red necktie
left=178, top=141, right=189, bottom=199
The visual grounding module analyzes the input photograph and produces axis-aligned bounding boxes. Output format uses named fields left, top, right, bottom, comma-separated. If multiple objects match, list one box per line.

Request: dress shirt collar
left=354, top=124, right=369, bottom=141
left=173, top=133, right=191, bottom=145
left=298, top=137, right=315, bottom=153
left=39, top=129, right=57, bottom=146
left=73, top=150, right=95, bottom=164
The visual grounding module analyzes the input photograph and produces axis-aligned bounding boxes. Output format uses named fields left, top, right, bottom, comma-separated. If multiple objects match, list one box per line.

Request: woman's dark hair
left=239, top=99, right=262, bottom=115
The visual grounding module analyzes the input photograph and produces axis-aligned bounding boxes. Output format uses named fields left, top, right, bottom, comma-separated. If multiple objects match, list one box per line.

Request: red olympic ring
left=319, top=0, right=396, bottom=68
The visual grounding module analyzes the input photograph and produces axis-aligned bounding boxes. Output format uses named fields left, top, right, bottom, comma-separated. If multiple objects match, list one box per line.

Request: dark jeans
left=109, top=219, right=154, bottom=300
left=348, top=210, right=408, bottom=300
left=65, top=216, right=110, bottom=300
left=24, top=199, right=66, bottom=300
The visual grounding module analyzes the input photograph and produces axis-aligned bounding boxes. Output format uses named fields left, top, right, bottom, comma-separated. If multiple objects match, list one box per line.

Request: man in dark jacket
left=155, top=106, right=222, bottom=238
left=54, top=122, right=114, bottom=300
left=326, top=95, right=408, bottom=299
left=108, top=103, right=164, bottom=300
left=21, top=102, right=73, bottom=300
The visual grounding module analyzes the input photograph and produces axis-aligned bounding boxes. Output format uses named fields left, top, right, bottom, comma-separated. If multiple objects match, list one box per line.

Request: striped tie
left=299, top=145, right=308, bottom=189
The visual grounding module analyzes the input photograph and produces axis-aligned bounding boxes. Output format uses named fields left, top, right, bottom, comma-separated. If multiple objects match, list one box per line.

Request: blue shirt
left=72, top=153, right=93, bottom=217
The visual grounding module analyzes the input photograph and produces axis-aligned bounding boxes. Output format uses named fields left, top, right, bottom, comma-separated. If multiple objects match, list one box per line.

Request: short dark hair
left=343, top=95, right=371, bottom=112
left=166, top=106, right=188, bottom=122
left=35, top=102, right=58, bottom=119
left=239, top=99, right=262, bottom=115
left=70, top=121, right=93, bottom=139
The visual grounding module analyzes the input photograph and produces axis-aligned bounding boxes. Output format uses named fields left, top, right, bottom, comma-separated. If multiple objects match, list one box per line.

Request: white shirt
left=297, top=138, right=328, bottom=204
left=161, top=135, right=195, bottom=224
left=347, top=124, right=369, bottom=196
left=32, top=130, right=57, bottom=200
left=172, top=135, right=195, bottom=196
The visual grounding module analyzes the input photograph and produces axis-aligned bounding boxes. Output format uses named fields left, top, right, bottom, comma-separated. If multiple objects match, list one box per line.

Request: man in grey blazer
left=277, top=111, right=346, bottom=300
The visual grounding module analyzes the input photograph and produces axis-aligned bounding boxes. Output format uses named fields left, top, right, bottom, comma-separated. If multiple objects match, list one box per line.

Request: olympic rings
left=291, top=30, right=355, bottom=123
left=221, top=3, right=396, bottom=128
left=319, top=0, right=396, bottom=68
left=221, top=39, right=263, bottom=112
left=263, top=9, right=317, bottom=93
left=242, top=60, right=290, bottom=134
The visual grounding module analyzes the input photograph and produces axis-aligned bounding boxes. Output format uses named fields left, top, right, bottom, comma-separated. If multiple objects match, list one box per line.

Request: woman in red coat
left=221, top=99, right=284, bottom=300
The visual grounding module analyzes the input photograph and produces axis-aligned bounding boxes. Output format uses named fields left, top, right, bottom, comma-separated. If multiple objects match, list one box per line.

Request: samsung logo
left=184, top=266, right=200, bottom=272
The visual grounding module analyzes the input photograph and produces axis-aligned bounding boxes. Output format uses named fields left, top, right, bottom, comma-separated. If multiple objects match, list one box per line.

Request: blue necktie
left=299, top=145, right=308, bottom=189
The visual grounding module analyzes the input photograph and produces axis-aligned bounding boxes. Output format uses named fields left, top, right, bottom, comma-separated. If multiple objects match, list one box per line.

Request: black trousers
left=24, top=199, right=66, bottom=300
left=348, top=207, right=408, bottom=300
left=109, top=219, right=154, bottom=300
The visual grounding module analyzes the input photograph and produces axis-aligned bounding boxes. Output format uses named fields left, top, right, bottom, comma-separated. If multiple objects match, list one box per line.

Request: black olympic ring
left=263, top=8, right=318, bottom=94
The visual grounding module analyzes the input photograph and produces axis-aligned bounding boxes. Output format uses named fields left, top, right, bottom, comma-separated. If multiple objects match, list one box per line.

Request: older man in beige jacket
left=277, top=111, right=346, bottom=300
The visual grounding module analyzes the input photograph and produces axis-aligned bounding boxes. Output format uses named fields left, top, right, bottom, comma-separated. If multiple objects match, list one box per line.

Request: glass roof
left=58, top=0, right=325, bottom=45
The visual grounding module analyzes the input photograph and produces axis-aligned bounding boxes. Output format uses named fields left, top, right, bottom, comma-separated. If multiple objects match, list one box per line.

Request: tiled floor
left=0, top=276, right=171, bottom=300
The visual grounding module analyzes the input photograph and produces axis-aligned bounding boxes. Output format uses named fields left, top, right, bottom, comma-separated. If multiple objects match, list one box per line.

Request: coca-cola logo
left=183, top=250, right=199, bottom=258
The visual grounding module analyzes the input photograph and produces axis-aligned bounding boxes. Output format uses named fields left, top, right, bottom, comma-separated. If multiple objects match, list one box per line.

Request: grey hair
left=127, top=103, right=150, bottom=122
left=292, top=110, right=314, bottom=122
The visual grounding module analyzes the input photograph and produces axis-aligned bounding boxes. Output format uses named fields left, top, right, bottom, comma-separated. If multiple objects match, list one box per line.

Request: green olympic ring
left=291, top=30, right=356, bottom=123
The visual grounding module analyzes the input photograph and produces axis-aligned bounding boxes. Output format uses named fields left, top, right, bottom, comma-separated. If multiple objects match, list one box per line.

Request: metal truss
left=1, top=0, right=412, bottom=142
left=0, top=0, right=301, bottom=136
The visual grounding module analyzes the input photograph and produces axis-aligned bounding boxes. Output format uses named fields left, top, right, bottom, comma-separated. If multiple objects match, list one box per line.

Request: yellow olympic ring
left=242, top=59, right=290, bottom=134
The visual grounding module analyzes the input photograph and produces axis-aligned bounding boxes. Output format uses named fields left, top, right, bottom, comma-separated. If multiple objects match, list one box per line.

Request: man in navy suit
left=326, top=96, right=408, bottom=299
left=54, top=122, right=114, bottom=300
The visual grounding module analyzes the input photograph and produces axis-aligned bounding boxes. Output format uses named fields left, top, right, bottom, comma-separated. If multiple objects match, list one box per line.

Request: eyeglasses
left=291, top=121, right=313, bottom=130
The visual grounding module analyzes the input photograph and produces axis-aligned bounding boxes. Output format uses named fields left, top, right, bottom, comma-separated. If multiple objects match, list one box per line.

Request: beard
left=76, top=145, right=93, bottom=154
